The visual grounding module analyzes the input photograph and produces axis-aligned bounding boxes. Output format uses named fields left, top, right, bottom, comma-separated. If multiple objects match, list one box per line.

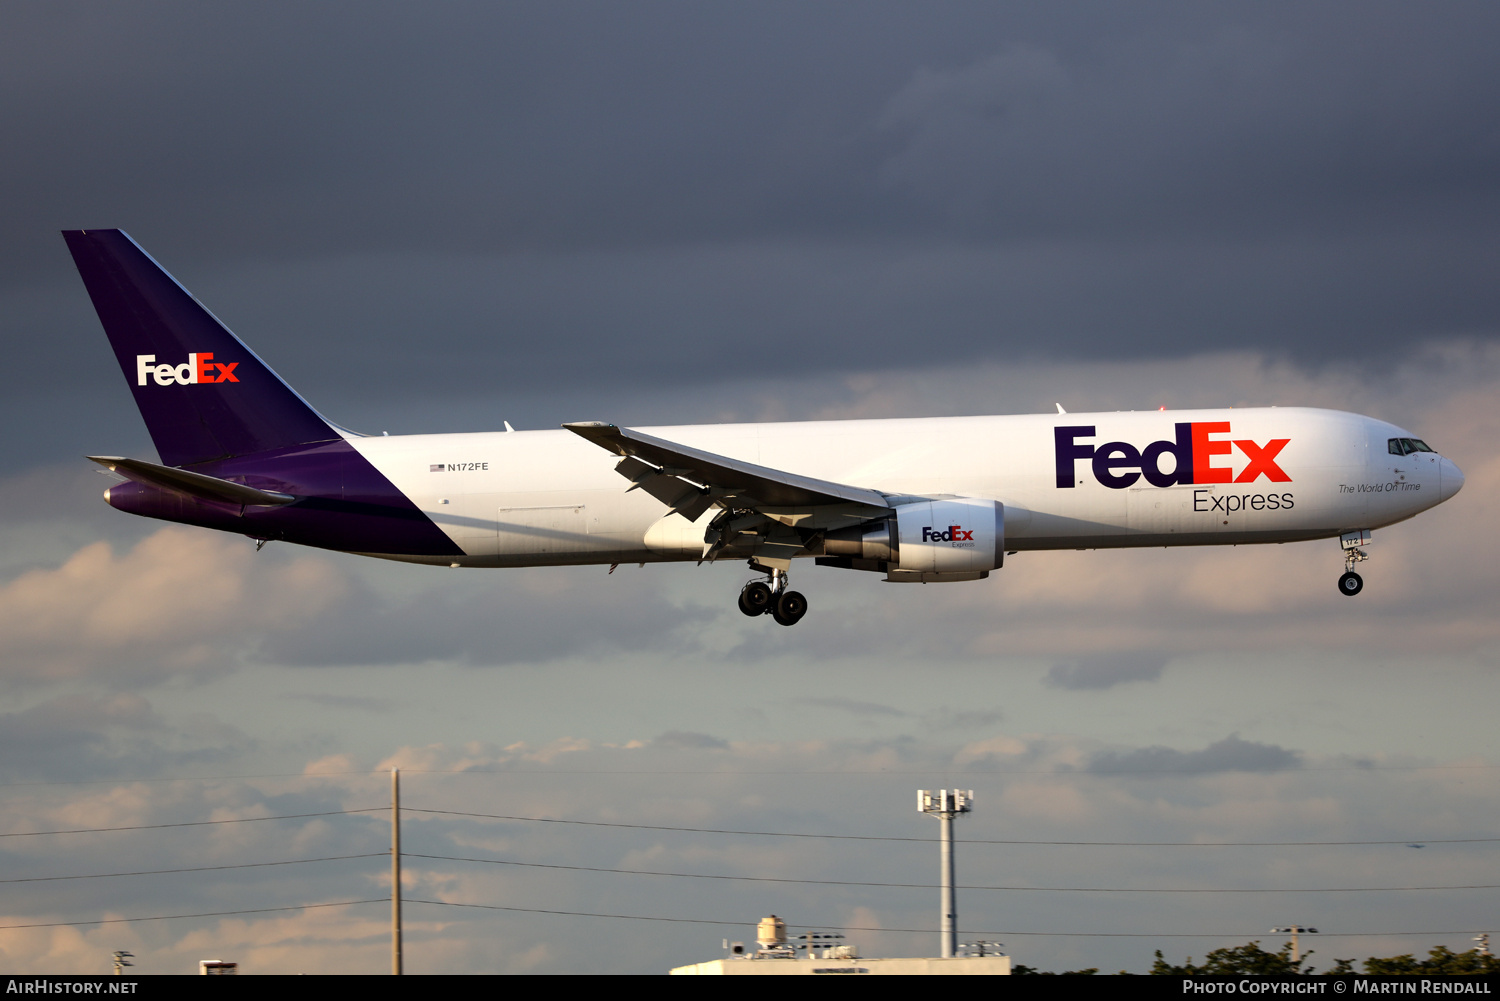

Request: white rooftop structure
left=669, top=915, right=1011, bottom=976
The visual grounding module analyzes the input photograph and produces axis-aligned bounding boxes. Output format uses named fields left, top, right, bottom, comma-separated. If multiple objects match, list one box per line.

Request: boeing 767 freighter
left=64, top=229, right=1464, bottom=626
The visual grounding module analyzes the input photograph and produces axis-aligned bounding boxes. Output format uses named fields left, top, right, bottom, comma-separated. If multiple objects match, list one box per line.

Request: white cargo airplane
left=66, top=230, right=1464, bottom=625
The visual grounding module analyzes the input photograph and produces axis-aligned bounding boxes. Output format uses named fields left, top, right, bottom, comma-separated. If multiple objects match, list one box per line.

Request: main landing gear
left=1338, top=530, right=1370, bottom=597
left=738, top=566, right=808, bottom=626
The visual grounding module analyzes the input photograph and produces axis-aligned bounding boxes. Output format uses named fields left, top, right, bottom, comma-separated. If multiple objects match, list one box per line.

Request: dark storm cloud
left=8, top=2, right=1494, bottom=256
left=5, top=1, right=1500, bottom=438
left=1087, top=734, right=1302, bottom=776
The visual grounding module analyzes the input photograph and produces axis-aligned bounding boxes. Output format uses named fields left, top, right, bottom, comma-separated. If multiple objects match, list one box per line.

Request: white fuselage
left=349, top=407, right=1461, bottom=568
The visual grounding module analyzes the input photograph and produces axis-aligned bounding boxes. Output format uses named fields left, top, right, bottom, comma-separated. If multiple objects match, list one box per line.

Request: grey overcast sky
left=1, top=1, right=1497, bottom=975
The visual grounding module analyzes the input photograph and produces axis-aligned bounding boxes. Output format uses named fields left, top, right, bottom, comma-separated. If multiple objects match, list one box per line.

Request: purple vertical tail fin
left=63, top=229, right=340, bottom=467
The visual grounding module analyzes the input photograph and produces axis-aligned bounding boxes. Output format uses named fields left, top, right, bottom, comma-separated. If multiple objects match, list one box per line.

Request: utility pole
left=918, top=789, right=973, bottom=958
left=1271, top=925, right=1317, bottom=965
left=392, top=767, right=402, bottom=976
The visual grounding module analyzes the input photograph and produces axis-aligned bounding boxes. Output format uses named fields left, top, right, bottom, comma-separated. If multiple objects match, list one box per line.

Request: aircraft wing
left=563, top=422, right=891, bottom=532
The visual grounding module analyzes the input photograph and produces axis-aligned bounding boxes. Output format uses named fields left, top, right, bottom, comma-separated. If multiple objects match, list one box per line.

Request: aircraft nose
left=1439, top=456, right=1465, bottom=502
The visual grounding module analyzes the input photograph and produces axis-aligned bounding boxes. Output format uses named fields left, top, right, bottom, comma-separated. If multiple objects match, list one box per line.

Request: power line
left=2, top=892, right=1490, bottom=941
left=391, top=763, right=1500, bottom=775
left=0, top=853, right=387, bottom=884
left=6, top=845, right=1488, bottom=894
left=3, top=801, right=1486, bottom=846
left=405, top=900, right=1498, bottom=940
left=0, top=899, right=386, bottom=931
left=0, top=772, right=372, bottom=789
left=405, top=807, right=1500, bottom=847
left=0, top=807, right=383, bottom=838
left=0, top=761, right=1492, bottom=788
left=409, top=898, right=747, bottom=927
left=406, top=851, right=1500, bottom=893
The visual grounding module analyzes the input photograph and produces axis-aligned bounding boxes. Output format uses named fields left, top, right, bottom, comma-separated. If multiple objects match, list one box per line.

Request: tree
left=1151, top=940, right=1313, bottom=975
left=1362, top=946, right=1500, bottom=975
left=1013, top=940, right=1496, bottom=975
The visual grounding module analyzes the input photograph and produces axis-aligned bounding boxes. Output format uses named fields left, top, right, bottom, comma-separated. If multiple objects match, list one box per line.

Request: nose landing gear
left=738, top=565, right=808, bottom=626
left=1338, top=530, right=1370, bottom=597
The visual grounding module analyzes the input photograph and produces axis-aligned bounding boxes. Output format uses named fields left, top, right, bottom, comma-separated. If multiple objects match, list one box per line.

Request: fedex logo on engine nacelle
left=135, top=353, right=239, bottom=387
left=922, top=525, right=975, bottom=543
left=1054, top=423, right=1290, bottom=489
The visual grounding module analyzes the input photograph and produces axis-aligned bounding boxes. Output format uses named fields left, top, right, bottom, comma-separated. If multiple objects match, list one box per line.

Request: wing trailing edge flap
left=88, top=456, right=296, bottom=508
left=563, top=422, right=893, bottom=562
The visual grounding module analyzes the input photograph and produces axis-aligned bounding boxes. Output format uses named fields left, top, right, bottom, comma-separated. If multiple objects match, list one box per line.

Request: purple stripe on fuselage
left=105, top=440, right=462, bottom=557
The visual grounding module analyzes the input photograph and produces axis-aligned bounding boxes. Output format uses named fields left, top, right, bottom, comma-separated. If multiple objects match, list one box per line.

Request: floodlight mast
left=918, top=789, right=973, bottom=958
left=1270, top=925, right=1318, bottom=964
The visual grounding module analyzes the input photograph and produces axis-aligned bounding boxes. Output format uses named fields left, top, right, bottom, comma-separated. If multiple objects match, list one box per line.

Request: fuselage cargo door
left=1126, top=485, right=1196, bottom=538
left=497, top=504, right=588, bottom=556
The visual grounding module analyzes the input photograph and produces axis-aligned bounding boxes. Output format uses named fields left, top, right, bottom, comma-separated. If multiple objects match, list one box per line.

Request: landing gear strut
left=1338, top=530, right=1370, bottom=597
left=738, top=565, right=808, bottom=626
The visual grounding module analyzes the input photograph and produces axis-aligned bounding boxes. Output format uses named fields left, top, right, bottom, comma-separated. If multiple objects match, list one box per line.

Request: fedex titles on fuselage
left=1057, top=421, right=1296, bottom=511
left=1056, top=421, right=1290, bottom=488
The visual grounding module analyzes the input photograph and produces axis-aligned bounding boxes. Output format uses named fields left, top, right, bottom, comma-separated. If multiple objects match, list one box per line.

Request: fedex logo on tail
left=136, top=353, right=239, bottom=386
left=1055, top=423, right=1290, bottom=489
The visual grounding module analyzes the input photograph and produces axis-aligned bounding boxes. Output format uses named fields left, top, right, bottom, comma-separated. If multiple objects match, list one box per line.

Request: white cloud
left=0, top=527, right=345, bottom=684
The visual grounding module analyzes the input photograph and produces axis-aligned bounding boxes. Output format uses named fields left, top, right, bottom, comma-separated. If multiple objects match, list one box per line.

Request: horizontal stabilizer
left=87, top=456, right=296, bottom=507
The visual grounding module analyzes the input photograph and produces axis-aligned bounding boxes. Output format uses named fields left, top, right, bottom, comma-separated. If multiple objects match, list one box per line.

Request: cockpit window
left=1388, top=438, right=1435, bottom=456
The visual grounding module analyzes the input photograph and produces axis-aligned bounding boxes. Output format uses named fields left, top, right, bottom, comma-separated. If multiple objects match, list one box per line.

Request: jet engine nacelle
left=892, top=498, right=1004, bottom=576
left=823, top=498, right=1004, bottom=581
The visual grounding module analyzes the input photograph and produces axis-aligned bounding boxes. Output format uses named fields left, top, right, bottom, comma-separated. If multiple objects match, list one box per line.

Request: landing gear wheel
left=1338, top=571, right=1363, bottom=596
left=739, top=580, right=773, bottom=616
left=771, top=590, right=808, bottom=626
